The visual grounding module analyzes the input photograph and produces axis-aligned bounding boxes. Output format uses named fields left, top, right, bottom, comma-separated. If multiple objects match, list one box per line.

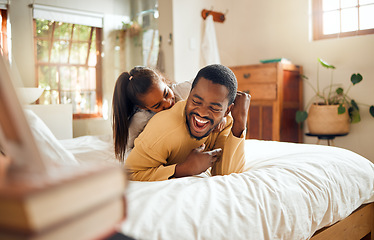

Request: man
left=125, top=64, right=250, bottom=181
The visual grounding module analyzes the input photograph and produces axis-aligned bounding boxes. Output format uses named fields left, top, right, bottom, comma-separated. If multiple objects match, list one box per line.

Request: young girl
left=112, top=66, right=192, bottom=162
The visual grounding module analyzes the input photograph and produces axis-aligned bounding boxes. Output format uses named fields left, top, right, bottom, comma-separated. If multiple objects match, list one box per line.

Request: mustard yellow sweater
left=125, top=100, right=247, bottom=181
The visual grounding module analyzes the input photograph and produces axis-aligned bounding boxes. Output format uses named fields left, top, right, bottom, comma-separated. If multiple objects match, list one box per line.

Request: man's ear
left=225, top=103, right=234, bottom=117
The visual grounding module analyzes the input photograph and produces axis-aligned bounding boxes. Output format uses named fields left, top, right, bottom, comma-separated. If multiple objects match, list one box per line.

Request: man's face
left=185, top=77, right=232, bottom=140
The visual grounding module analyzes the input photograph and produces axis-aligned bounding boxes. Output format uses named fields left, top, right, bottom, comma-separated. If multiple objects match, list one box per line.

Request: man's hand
left=230, top=91, right=251, bottom=138
left=173, top=144, right=222, bottom=178
left=213, top=117, right=227, bottom=133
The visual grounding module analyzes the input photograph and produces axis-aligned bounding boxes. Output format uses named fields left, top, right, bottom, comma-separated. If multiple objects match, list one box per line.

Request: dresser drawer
left=231, top=65, right=277, bottom=83
left=229, top=63, right=302, bottom=142
left=238, top=83, right=277, bottom=100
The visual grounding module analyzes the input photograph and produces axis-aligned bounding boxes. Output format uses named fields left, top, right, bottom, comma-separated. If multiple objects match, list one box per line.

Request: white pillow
left=24, top=109, right=79, bottom=166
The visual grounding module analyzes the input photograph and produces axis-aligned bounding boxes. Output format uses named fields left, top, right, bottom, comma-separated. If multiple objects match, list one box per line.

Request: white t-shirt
left=124, top=80, right=192, bottom=159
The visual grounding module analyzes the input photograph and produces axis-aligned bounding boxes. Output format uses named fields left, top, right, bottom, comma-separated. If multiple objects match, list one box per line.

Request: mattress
left=61, top=136, right=374, bottom=240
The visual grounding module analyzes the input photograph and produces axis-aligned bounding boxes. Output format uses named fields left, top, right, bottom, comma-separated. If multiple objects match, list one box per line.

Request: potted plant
left=296, top=58, right=374, bottom=135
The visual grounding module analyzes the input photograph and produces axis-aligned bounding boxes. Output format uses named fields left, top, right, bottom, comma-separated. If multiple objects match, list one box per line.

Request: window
left=0, top=9, right=7, bottom=57
left=313, top=0, right=374, bottom=40
left=32, top=5, right=103, bottom=119
left=139, top=9, right=159, bottom=68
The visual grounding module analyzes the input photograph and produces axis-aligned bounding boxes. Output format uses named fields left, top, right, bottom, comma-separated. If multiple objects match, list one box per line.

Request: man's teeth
left=194, top=116, right=209, bottom=124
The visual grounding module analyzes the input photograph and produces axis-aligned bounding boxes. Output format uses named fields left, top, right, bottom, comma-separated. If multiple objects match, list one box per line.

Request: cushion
left=24, top=109, right=79, bottom=166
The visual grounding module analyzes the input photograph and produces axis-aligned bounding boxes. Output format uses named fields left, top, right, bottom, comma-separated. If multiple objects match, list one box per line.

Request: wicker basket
left=307, top=104, right=350, bottom=134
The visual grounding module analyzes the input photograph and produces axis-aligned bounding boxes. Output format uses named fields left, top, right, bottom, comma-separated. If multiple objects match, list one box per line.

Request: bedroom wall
left=157, top=0, right=174, bottom=81
left=167, top=0, right=374, bottom=162
left=8, top=0, right=373, bottom=161
left=8, top=0, right=131, bottom=137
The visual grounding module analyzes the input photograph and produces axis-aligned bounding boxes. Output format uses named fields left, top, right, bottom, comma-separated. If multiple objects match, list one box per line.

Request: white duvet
left=61, top=136, right=374, bottom=240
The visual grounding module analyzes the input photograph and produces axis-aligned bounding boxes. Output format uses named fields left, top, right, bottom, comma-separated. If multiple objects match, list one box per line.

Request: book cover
left=0, top=164, right=126, bottom=233
left=0, top=196, right=125, bottom=240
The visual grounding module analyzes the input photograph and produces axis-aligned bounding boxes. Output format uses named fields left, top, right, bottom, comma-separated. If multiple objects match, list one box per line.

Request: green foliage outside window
left=34, top=19, right=101, bottom=116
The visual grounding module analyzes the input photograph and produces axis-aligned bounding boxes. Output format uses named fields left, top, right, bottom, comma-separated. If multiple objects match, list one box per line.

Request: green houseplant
left=296, top=58, right=374, bottom=134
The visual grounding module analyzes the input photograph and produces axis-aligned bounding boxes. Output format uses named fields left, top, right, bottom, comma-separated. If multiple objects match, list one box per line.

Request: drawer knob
left=243, top=73, right=251, bottom=79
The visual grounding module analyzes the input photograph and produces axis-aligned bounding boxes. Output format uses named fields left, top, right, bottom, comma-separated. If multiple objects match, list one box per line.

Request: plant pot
left=307, top=104, right=350, bottom=135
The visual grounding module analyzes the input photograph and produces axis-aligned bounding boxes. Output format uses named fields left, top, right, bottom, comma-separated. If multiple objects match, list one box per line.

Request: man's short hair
left=191, top=64, right=237, bottom=105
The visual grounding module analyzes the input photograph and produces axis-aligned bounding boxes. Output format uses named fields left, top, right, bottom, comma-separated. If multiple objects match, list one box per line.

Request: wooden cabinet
left=230, top=63, right=303, bottom=143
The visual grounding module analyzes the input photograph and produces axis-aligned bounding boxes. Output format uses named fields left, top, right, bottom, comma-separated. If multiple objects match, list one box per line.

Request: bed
left=59, top=134, right=374, bottom=240
left=5, top=51, right=371, bottom=239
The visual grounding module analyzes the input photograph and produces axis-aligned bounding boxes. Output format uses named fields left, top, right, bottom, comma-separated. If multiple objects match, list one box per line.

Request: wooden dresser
left=230, top=63, right=303, bottom=143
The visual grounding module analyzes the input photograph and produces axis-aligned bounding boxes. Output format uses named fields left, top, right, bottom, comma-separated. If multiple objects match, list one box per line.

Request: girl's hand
left=213, top=117, right=227, bottom=133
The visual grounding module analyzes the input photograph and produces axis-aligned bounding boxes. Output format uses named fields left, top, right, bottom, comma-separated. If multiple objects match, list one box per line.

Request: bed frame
left=311, top=202, right=374, bottom=240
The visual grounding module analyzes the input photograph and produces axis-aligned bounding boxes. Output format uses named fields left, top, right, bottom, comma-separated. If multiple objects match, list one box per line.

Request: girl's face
left=140, top=80, right=175, bottom=113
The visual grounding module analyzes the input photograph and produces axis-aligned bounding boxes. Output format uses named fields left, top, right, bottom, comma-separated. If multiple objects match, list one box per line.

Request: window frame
left=33, top=19, right=103, bottom=119
left=313, top=0, right=374, bottom=40
left=0, top=9, right=8, bottom=57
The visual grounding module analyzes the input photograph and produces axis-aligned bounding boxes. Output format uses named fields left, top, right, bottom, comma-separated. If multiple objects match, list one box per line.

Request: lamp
left=17, top=87, right=44, bottom=104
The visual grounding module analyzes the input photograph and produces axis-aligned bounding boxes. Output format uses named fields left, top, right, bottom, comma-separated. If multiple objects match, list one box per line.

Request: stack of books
left=0, top=164, right=127, bottom=240
left=0, top=53, right=127, bottom=240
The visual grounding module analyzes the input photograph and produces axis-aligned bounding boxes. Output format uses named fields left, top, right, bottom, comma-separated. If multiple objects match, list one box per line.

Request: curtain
left=0, top=0, right=7, bottom=10
left=32, top=4, right=103, bottom=28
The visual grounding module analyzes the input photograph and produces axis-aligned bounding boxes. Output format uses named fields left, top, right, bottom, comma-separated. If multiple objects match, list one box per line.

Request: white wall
left=158, top=0, right=174, bottom=81
left=167, top=0, right=374, bottom=161
left=9, top=0, right=374, bottom=160
left=9, top=0, right=131, bottom=137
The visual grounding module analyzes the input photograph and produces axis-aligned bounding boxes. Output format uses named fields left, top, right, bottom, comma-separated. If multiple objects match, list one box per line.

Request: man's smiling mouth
left=191, top=114, right=212, bottom=133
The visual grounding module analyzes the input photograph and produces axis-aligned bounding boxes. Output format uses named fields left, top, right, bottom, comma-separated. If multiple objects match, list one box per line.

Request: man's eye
left=210, top=107, right=221, bottom=112
left=192, top=100, right=201, bottom=105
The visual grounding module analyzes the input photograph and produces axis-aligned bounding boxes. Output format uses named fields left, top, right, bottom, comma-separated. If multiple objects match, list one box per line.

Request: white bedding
left=61, top=136, right=374, bottom=240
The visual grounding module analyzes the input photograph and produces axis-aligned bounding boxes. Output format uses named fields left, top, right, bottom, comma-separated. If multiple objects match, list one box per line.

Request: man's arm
left=125, top=138, right=176, bottom=181
left=211, top=92, right=251, bottom=175
left=126, top=134, right=221, bottom=180
left=230, top=91, right=251, bottom=138
left=173, top=144, right=222, bottom=178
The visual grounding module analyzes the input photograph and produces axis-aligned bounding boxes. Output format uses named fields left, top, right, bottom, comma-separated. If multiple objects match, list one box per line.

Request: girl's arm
left=171, top=80, right=192, bottom=102
left=126, top=110, right=155, bottom=152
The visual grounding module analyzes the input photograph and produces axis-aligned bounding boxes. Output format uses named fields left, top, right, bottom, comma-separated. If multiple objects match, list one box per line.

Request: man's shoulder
left=147, top=100, right=185, bottom=127
left=225, top=114, right=233, bottom=125
left=139, top=101, right=186, bottom=139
